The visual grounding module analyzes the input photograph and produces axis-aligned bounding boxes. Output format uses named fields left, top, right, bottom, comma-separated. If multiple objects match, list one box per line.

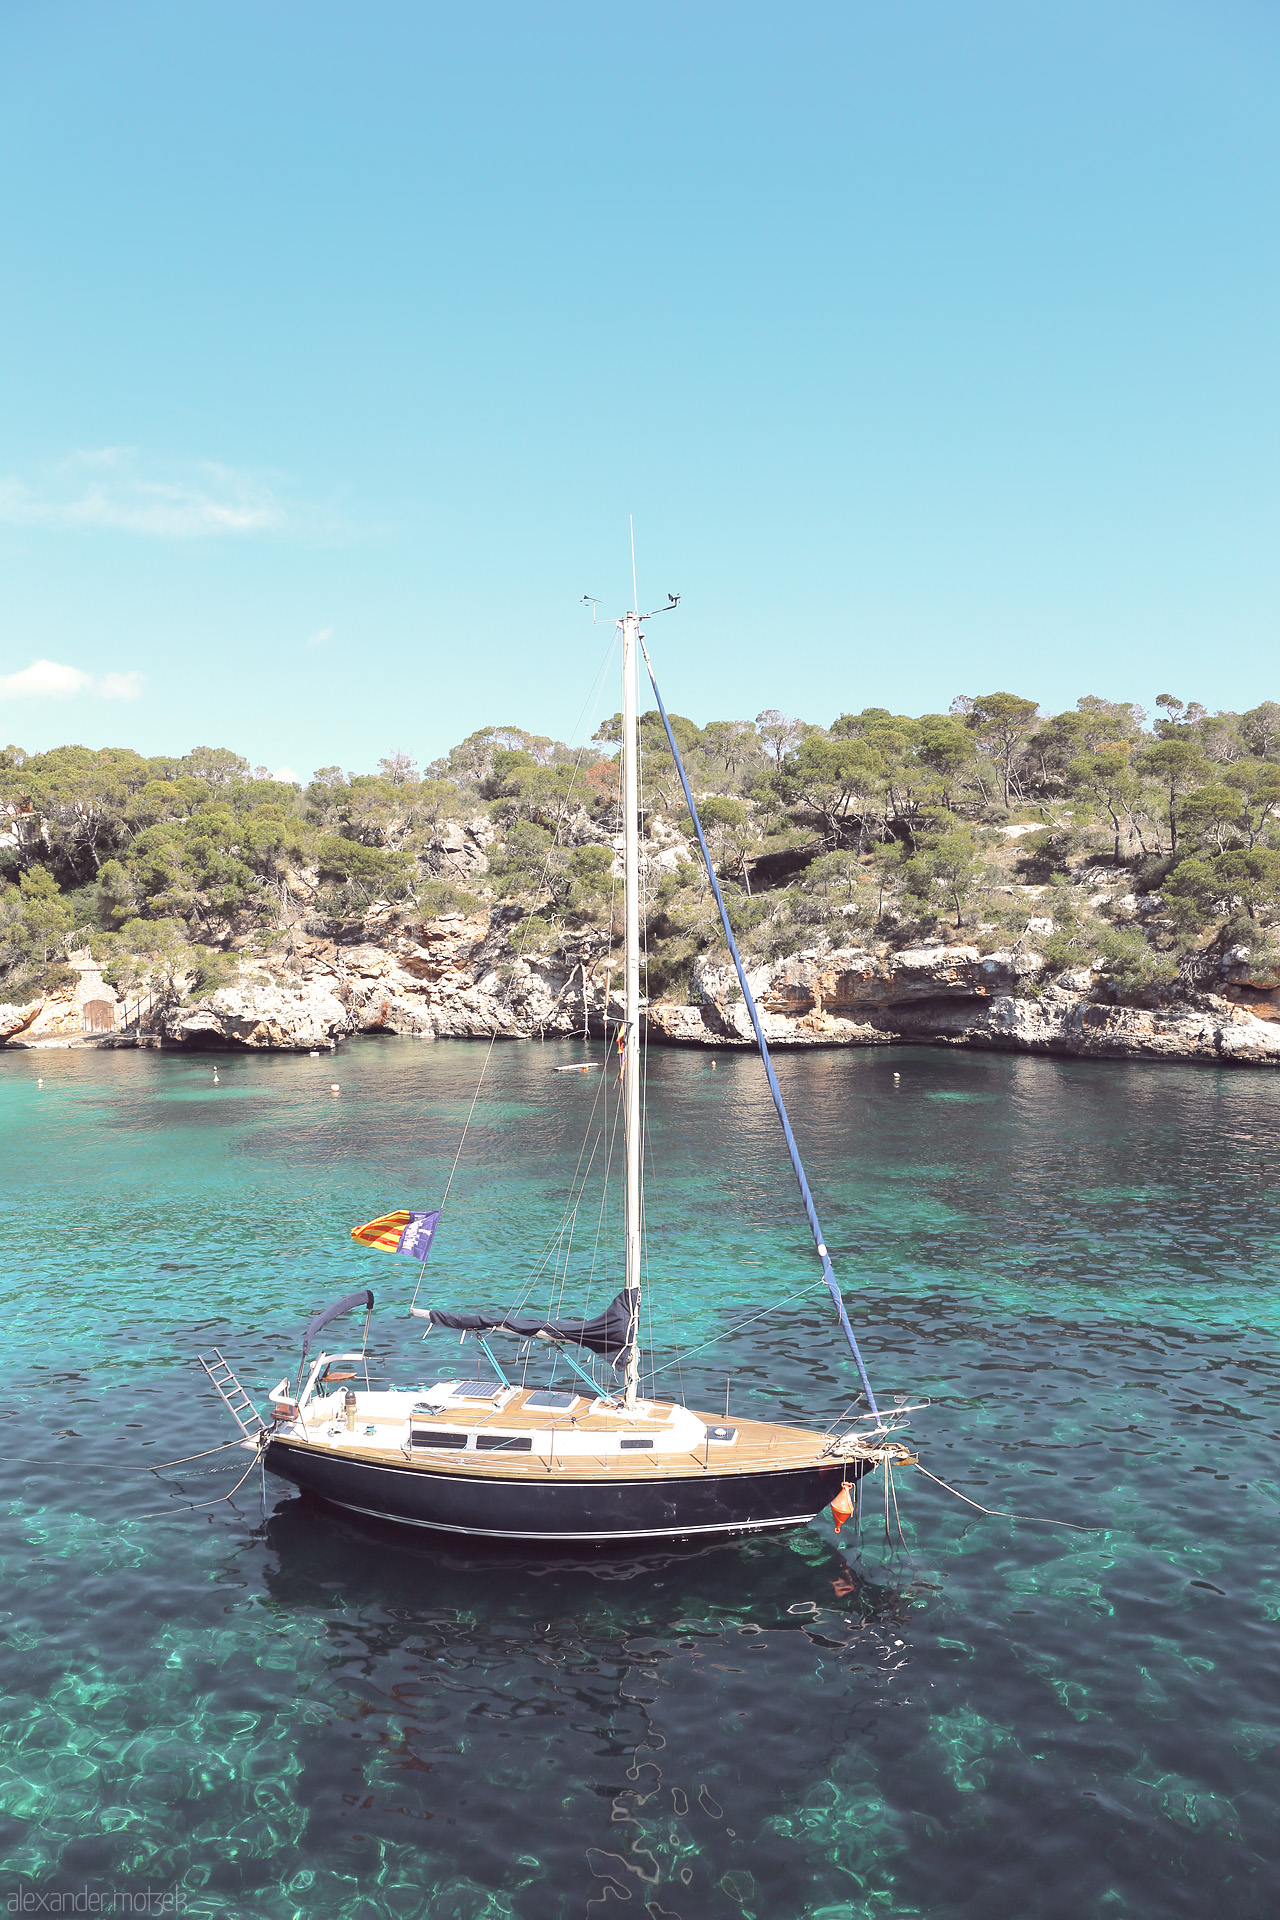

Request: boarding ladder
left=198, top=1348, right=267, bottom=1439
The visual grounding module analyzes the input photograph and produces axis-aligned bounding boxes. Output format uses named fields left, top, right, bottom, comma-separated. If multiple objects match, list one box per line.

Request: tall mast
left=620, top=608, right=643, bottom=1408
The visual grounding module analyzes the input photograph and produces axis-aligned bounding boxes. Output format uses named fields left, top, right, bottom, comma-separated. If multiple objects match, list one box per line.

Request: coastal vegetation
left=2, top=690, right=1279, bottom=1014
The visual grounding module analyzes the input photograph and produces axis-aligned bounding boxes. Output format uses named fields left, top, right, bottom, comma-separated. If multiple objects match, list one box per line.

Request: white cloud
left=0, top=658, right=145, bottom=701
left=272, top=766, right=300, bottom=785
left=0, top=448, right=289, bottom=538
left=0, top=660, right=90, bottom=699
left=306, top=625, right=333, bottom=647
left=98, top=670, right=146, bottom=700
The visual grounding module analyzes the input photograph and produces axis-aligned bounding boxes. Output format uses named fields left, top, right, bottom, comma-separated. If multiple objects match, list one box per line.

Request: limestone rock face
left=13, top=913, right=1278, bottom=1067
left=163, top=978, right=353, bottom=1050
left=156, top=908, right=605, bottom=1050
left=1216, top=944, right=1280, bottom=1022
left=632, top=814, right=697, bottom=881
left=4, top=986, right=102, bottom=1046
left=422, top=817, right=494, bottom=881
left=650, top=941, right=1280, bottom=1064
left=667, top=943, right=1041, bottom=1046
left=0, top=998, right=45, bottom=1044
left=0, top=950, right=124, bottom=1048
left=890, top=987, right=1280, bottom=1062
left=646, top=996, right=888, bottom=1049
left=694, top=942, right=1039, bottom=1018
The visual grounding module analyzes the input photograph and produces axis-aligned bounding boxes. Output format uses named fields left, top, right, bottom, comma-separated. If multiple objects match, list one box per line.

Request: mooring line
left=1, top=1441, right=249, bottom=1477
left=887, top=1457, right=908, bottom=1552
left=147, top=1437, right=249, bottom=1471
left=135, top=1454, right=262, bottom=1522
left=914, top=1463, right=1100, bottom=1531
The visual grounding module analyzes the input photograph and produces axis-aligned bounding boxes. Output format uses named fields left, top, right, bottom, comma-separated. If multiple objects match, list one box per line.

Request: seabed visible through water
left=2, top=1037, right=1278, bottom=1918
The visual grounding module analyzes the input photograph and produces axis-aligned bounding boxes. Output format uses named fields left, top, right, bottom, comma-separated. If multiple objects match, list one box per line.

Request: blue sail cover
left=424, top=1288, right=639, bottom=1366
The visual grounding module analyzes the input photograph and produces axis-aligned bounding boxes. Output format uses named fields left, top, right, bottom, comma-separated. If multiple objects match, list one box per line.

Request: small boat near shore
left=206, top=592, right=918, bottom=1544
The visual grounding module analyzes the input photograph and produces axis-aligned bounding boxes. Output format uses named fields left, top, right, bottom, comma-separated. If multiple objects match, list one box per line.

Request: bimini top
left=300, top=1288, right=374, bottom=1367
left=423, top=1288, right=639, bottom=1365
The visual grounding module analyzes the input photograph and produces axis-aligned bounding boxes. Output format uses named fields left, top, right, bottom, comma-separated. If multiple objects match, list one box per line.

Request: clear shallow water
left=2, top=1037, right=1279, bottom=1918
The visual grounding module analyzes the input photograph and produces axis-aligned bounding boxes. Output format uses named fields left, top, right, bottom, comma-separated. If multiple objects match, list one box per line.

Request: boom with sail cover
left=421, top=1288, right=639, bottom=1365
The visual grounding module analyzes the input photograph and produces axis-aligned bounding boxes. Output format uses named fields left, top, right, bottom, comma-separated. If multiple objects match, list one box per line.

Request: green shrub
left=1041, top=925, right=1094, bottom=970
left=1094, top=925, right=1179, bottom=998
left=416, top=881, right=479, bottom=917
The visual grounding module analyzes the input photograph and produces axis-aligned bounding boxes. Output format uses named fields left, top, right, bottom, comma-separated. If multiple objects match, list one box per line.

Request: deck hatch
left=523, top=1390, right=579, bottom=1412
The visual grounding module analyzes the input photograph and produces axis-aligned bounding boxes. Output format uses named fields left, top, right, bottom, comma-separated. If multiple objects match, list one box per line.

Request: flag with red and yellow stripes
left=351, top=1209, right=441, bottom=1259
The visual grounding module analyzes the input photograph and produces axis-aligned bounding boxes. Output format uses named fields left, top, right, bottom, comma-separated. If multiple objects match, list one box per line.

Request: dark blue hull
left=264, top=1439, right=865, bottom=1543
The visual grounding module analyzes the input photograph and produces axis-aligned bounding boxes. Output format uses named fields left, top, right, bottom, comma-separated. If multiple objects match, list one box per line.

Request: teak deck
left=274, top=1392, right=840, bottom=1483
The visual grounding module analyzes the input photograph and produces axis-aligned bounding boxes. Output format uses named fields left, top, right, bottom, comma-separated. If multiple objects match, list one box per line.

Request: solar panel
left=445, top=1379, right=504, bottom=1400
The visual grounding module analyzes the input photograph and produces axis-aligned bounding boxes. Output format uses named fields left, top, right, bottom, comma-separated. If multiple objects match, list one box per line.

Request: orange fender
left=830, top=1483, right=854, bottom=1533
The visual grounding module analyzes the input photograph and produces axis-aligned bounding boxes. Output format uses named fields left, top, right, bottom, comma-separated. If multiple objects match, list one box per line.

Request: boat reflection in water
left=258, top=1492, right=918, bottom=1917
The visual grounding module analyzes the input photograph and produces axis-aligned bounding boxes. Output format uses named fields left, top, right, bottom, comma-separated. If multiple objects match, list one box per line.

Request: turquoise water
left=2, top=1038, right=1279, bottom=1917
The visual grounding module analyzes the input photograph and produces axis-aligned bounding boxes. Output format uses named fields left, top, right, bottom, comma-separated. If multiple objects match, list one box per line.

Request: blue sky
left=1, top=2, right=1277, bottom=779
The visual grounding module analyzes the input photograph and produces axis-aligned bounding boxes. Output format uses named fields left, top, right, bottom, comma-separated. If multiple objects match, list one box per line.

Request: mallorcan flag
left=351, top=1209, right=441, bottom=1261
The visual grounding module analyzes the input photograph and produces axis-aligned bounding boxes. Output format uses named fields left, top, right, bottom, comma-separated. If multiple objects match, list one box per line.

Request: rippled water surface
left=3, top=1038, right=1279, bottom=1918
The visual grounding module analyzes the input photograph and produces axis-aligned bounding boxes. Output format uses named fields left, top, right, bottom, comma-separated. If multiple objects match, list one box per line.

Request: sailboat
left=216, top=598, right=916, bottom=1543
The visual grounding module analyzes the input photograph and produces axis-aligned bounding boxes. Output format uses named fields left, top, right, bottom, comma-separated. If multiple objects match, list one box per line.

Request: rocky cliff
left=6, top=909, right=1279, bottom=1065
left=161, top=907, right=607, bottom=1051
left=647, top=946, right=1280, bottom=1063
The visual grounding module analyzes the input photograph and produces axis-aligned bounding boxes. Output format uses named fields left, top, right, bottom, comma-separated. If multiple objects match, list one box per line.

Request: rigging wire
left=524, top=1060, right=610, bottom=1322
left=408, top=629, right=619, bottom=1325
left=547, top=1128, right=602, bottom=1319
left=582, top=1033, right=624, bottom=1342
left=433, top=625, right=619, bottom=1223
left=567, top=740, right=626, bottom=1323
left=642, top=1280, right=830, bottom=1379
left=415, top=638, right=629, bottom=1394
left=583, top=762, right=624, bottom=1317
left=637, top=713, right=657, bottom=1399
left=639, top=638, right=882, bottom=1420
left=533, top=735, right=626, bottom=1353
